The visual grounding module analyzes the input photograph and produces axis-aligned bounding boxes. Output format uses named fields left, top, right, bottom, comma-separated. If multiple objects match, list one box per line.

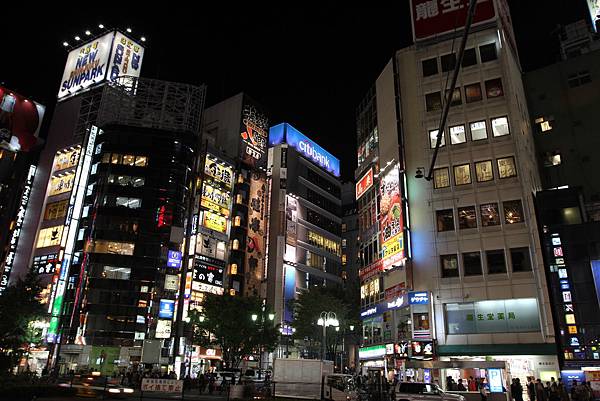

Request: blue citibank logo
left=269, top=123, right=340, bottom=177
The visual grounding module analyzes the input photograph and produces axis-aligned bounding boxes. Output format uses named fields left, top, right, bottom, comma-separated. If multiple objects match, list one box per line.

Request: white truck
left=273, top=358, right=356, bottom=400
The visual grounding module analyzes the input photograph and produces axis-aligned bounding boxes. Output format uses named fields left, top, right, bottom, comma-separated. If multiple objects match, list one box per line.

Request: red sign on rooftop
left=410, top=0, right=496, bottom=41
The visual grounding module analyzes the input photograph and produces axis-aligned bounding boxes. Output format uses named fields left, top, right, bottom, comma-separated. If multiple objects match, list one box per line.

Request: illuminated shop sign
left=411, top=340, right=434, bottom=359
left=240, top=101, right=269, bottom=168
left=204, top=154, right=234, bottom=189
left=379, top=166, right=405, bottom=270
left=356, top=168, right=374, bottom=200
left=269, top=123, right=340, bottom=177
left=155, top=319, right=172, bottom=339
left=386, top=295, right=408, bottom=310
left=167, top=250, right=182, bottom=268
left=58, top=31, right=144, bottom=100
left=0, top=165, right=36, bottom=294
left=395, top=341, right=409, bottom=358
left=164, top=274, right=179, bottom=291
left=488, top=369, right=503, bottom=393
left=53, top=147, right=80, bottom=172
left=193, top=255, right=224, bottom=290
left=158, top=299, right=175, bottom=319
left=359, top=345, right=386, bottom=360
left=360, top=306, right=378, bottom=318
left=359, top=260, right=383, bottom=281
left=202, top=210, right=228, bottom=234
left=201, top=182, right=231, bottom=217
left=409, top=291, right=429, bottom=305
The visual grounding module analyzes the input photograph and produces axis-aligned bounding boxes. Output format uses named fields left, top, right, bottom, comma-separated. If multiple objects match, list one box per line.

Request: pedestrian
left=457, top=379, right=467, bottom=391
left=536, top=379, right=548, bottom=401
left=208, top=374, right=215, bottom=395
left=513, top=378, right=524, bottom=401
left=571, top=380, right=580, bottom=401
left=469, top=377, right=478, bottom=392
left=479, top=378, right=489, bottom=401
left=199, top=373, right=207, bottom=394
left=527, top=377, right=537, bottom=401
left=557, top=379, right=569, bottom=401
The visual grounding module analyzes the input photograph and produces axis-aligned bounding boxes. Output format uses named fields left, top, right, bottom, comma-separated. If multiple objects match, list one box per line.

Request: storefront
left=190, top=346, right=222, bottom=377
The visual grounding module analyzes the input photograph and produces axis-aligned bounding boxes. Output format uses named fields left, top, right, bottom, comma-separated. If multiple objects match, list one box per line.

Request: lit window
left=464, top=83, right=483, bottom=103
left=429, top=129, right=445, bottom=148
left=485, top=78, right=504, bottom=98
left=135, top=156, right=148, bottom=167
left=535, top=117, right=554, bottom=133
left=480, top=203, right=500, bottom=227
left=497, top=156, right=517, bottom=178
left=458, top=206, right=477, bottom=229
left=232, top=239, right=240, bottom=250
left=475, top=160, right=493, bottom=182
left=470, top=121, right=487, bottom=140
left=433, top=167, right=450, bottom=189
left=454, top=164, right=472, bottom=186
left=234, top=215, right=242, bottom=227
left=111, top=154, right=121, bottom=164
left=230, top=264, right=238, bottom=275
left=503, top=200, right=524, bottom=224
left=89, top=240, right=135, bottom=255
left=449, top=125, right=466, bottom=144
left=36, top=226, right=63, bottom=248
left=115, top=197, right=142, bottom=209
left=441, top=254, right=459, bottom=278
left=491, top=116, right=510, bottom=137
left=102, top=266, right=131, bottom=280
left=122, top=155, right=135, bottom=166
left=544, top=152, right=562, bottom=167
left=342, top=254, right=347, bottom=265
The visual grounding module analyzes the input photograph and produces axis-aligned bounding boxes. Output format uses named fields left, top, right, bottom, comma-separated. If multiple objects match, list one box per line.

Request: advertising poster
left=356, top=168, right=374, bottom=200
left=239, top=100, right=269, bottom=168
left=155, top=319, right=172, bottom=339
left=202, top=211, right=227, bottom=234
left=158, top=299, right=175, bottom=319
left=245, top=171, right=268, bottom=294
left=193, top=254, right=224, bottom=290
left=0, top=86, right=45, bottom=152
left=107, top=32, right=144, bottom=83
left=58, top=32, right=114, bottom=99
left=379, top=166, right=405, bottom=270
left=285, top=195, right=298, bottom=246
left=410, top=0, right=496, bottom=41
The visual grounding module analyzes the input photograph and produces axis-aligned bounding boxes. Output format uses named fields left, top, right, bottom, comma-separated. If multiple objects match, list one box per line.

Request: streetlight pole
left=252, top=307, right=274, bottom=380
left=317, top=311, right=339, bottom=361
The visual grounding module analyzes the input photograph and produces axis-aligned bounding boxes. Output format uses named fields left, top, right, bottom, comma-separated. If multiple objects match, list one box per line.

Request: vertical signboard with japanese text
left=245, top=171, right=268, bottom=295
left=410, top=0, right=496, bottom=41
left=379, top=166, right=405, bottom=270
left=107, top=32, right=144, bottom=83
left=240, top=99, right=269, bottom=168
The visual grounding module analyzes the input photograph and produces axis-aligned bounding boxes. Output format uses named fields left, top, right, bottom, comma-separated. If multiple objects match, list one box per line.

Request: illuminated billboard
left=269, top=123, right=340, bottom=177
left=49, top=173, right=75, bottom=196
left=245, top=171, right=268, bottom=293
left=204, top=154, right=234, bottom=189
left=410, top=0, right=496, bottom=41
left=240, top=100, right=269, bottom=168
left=155, top=319, right=172, bottom=339
left=202, top=210, right=227, bottom=234
left=0, top=86, right=45, bottom=152
left=589, top=0, right=600, bottom=32
left=379, top=166, right=405, bottom=270
left=58, top=31, right=145, bottom=100
left=356, top=168, right=374, bottom=200
left=53, top=147, right=80, bottom=171
left=158, top=299, right=175, bottom=319
left=193, top=255, right=224, bottom=291
left=201, top=182, right=231, bottom=217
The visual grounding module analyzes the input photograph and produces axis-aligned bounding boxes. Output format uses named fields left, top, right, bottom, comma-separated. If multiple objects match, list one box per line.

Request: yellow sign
left=49, top=173, right=75, bottom=196
left=568, top=325, right=578, bottom=334
left=201, top=182, right=230, bottom=217
left=204, top=155, right=234, bottom=189
left=382, top=234, right=403, bottom=259
left=202, top=211, right=227, bottom=234
left=53, top=148, right=80, bottom=171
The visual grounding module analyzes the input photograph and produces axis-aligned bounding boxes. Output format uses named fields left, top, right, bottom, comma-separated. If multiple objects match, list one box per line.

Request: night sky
left=1, top=1, right=589, bottom=181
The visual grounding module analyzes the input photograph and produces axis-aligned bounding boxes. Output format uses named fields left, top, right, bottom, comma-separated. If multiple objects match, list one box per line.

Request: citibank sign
left=269, top=123, right=340, bottom=177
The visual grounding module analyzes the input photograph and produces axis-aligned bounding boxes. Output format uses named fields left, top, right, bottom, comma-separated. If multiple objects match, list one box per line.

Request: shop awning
left=437, top=343, right=557, bottom=356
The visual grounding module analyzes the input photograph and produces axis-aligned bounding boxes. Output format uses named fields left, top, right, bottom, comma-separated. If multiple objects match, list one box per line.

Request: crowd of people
left=519, top=377, right=594, bottom=401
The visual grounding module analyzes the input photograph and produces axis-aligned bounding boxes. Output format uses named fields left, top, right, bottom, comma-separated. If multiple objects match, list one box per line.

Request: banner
left=201, top=182, right=231, bottom=217
left=379, top=167, right=405, bottom=270
left=107, top=32, right=144, bottom=83
left=245, top=171, right=268, bottom=294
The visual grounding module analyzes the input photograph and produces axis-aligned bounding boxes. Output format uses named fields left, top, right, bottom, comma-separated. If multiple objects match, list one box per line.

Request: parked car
left=58, top=374, right=134, bottom=399
left=395, top=382, right=465, bottom=401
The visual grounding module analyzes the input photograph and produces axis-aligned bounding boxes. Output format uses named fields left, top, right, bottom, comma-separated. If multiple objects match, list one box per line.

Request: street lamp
left=251, top=308, right=275, bottom=379
left=317, top=311, right=339, bottom=360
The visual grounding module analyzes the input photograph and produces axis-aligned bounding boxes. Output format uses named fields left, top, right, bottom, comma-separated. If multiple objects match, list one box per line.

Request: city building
left=266, top=122, right=344, bottom=347
left=355, top=0, right=558, bottom=383
left=524, top=20, right=600, bottom=206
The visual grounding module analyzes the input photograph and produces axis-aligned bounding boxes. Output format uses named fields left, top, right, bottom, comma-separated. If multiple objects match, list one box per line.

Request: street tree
left=0, top=269, right=45, bottom=374
left=188, top=294, right=279, bottom=369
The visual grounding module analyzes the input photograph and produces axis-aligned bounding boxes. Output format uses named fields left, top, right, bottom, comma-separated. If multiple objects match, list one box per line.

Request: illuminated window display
left=36, top=226, right=63, bottom=248
left=454, top=164, right=472, bottom=186
left=307, top=230, right=340, bottom=256
left=498, top=156, right=517, bottom=178
left=433, top=167, right=450, bottom=189
left=475, top=160, right=493, bottom=182
left=44, top=200, right=69, bottom=221
left=88, top=240, right=135, bottom=255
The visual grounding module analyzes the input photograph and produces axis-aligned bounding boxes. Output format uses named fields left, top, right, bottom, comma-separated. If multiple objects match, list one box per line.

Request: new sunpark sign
left=269, top=123, right=340, bottom=177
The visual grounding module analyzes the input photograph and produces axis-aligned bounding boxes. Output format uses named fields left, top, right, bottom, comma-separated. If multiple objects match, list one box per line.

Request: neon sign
left=269, top=123, right=340, bottom=177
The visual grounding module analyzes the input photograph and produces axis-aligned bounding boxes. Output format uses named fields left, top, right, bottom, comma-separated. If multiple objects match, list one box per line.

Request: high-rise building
left=355, top=0, right=558, bottom=383
left=266, top=123, right=343, bottom=336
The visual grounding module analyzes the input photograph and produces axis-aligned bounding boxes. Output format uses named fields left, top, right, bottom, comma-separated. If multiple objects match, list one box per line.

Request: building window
left=480, top=203, right=500, bottom=226
left=36, top=226, right=63, bottom=248
left=446, top=88, right=462, bottom=106
left=436, top=209, right=455, bottom=232
left=470, top=120, right=488, bottom=140
left=543, top=152, right=562, bottom=167
left=342, top=254, right=347, bottom=265
left=433, top=167, right=450, bottom=189
left=462, top=48, right=477, bottom=67
left=342, top=238, right=347, bottom=247
left=108, top=175, right=145, bottom=187
left=44, top=200, right=69, bottom=221
left=441, top=53, right=457, bottom=72
left=458, top=206, right=477, bottom=229
left=230, top=264, right=238, bottom=275
left=425, top=92, right=442, bottom=112
left=89, top=240, right=135, bottom=255
left=479, top=43, right=498, bottom=62
left=486, top=249, right=507, bottom=274
left=535, top=117, right=554, bottom=133
left=441, top=254, right=459, bottom=278
left=485, top=78, right=504, bottom=98
left=429, top=129, right=445, bottom=148
left=422, top=58, right=438, bottom=77
left=497, top=156, right=517, bottom=178
left=475, top=160, right=494, bottom=182
left=232, top=239, right=240, bottom=250
left=510, top=247, right=531, bottom=272
left=567, top=71, right=592, bottom=88
left=235, top=193, right=243, bottom=204
left=135, top=156, right=148, bottom=167
left=491, top=116, right=510, bottom=137
left=503, top=200, right=524, bottom=224
left=449, top=125, right=466, bottom=145
left=464, top=83, right=483, bottom=103
left=234, top=215, right=242, bottom=227
left=122, top=155, right=136, bottom=166
left=216, top=241, right=226, bottom=260
left=102, top=266, right=131, bottom=280
left=115, top=197, right=142, bottom=209
left=454, top=164, right=472, bottom=186
left=463, top=252, right=482, bottom=276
